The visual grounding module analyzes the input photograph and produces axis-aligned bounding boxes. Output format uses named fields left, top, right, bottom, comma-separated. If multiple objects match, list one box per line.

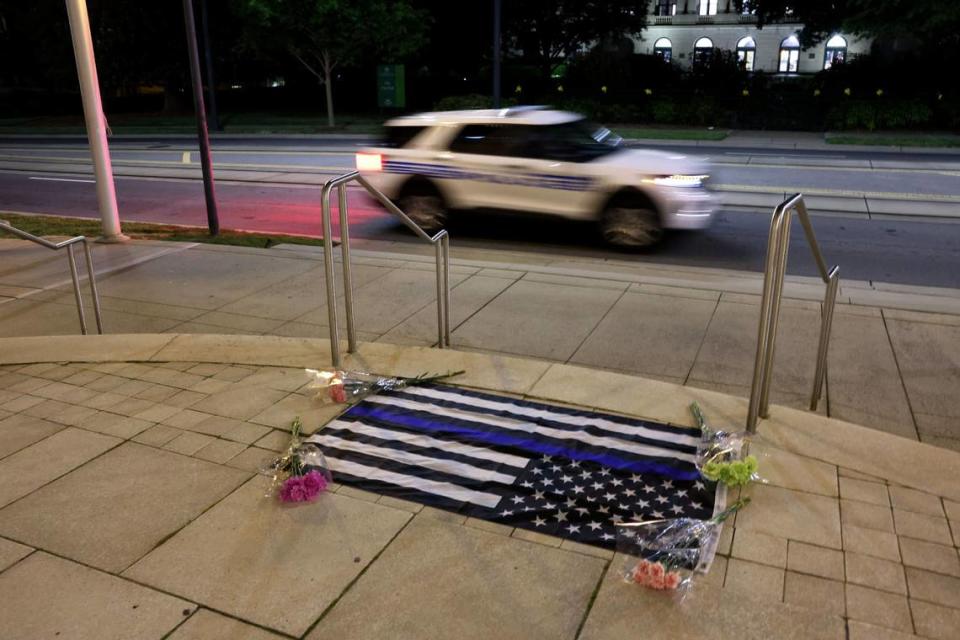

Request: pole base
left=95, top=233, right=130, bottom=244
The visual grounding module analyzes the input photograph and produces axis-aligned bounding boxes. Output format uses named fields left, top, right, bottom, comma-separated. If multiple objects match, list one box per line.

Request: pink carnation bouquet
left=262, top=417, right=333, bottom=505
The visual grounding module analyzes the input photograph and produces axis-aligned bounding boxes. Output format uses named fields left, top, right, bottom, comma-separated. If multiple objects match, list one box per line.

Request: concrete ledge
left=3, top=333, right=958, bottom=503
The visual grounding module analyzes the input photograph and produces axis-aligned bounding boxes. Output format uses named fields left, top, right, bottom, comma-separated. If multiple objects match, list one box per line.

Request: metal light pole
left=493, top=0, right=502, bottom=108
left=64, top=0, right=126, bottom=242
left=199, top=0, right=221, bottom=132
left=182, top=0, right=220, bottom=235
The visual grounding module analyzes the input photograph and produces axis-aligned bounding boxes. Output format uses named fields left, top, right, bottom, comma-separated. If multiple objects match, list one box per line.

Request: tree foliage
left=503, top=0, right=648, bottom=79
left=237, top=0, right=429, bottom=125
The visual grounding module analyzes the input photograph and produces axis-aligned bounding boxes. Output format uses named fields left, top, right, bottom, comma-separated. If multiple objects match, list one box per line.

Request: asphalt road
left=1, top=137, right=959, bottom=288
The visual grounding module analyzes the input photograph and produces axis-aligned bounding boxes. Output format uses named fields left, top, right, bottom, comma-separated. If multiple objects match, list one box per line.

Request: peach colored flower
left=649, top=574, right=666, bottom=590
left=649, top=562, right=666, bottom=579
left=664, top=572, right=682, bottom=590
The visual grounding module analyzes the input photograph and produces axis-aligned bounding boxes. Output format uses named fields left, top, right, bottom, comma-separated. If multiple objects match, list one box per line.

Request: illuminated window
left=824, top=34, right=847, bottom=69
left=736, top=36, right=756, bottom=71
left=699, top=0, right=718, bottom=15
left=778, top=35, right=800, bottom=73
left=694, top=37, right=714, bottom=66
left=654, top=38, right=673, bottom=62
left=655, top=0, right=676, bottom=16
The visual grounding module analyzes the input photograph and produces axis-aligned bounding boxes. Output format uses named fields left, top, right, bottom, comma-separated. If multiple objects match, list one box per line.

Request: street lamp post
left=182, top=0, right=220, bottom=235
left=493, top=0, right=502, bottom=108
left=64, top=0, right=126, bottom=242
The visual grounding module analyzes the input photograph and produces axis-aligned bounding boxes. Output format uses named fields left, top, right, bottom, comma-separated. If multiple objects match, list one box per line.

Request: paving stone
left=910, top=599, right=960, bottom=640
left=843, top=523, right=902, bottom=561
left=847, top=621, right=921, bottom=640
left=238, top=367, right=309, bottom=392
left=22, top=398, right=72, bottom=419
left=0, top=413, right=63, bottom=459
left=894, top=509, right=953, bottom=545
left=186, top=363, right=229, bottom=376
left=189, top=386, right=288, bottom=421
left=112, top=379, right=155, bottom=396
left=376, top=495, right=424, bottom=514
left=578, top=557, right=843, bottom=640
left=0, top=442, right=248, bottom=572
left=723, top=558, right=784, bottom=603
left=842, top=500, right=895, bottom=532
left=0, top=536, right=32, bottom=572
left=224, top=447, right=273, bottom=473
left=193, top=439, right=248, bottom=464
left=61, top=370, right=104, bottom=386
left=0, top=394, right=45, bottom=413
left=559, top=538, right=614, bottom=560
left=309, top=515, right=604, bottom=640
left=126, top=478, right=411, bottom=637
left=905, top=567, right=960, bottom=609
left=253, top=430, right=291, bottom=452
left=846, top=584, right=914, bottom=634
left=0, top=428, right=119, bottom=508
left=716, top=522, right=733, bottom=556
left=943, top=499, right=960, bottom=521
left=161, top=408, right=215, bottom=430
left=248, top=392, right=344, bottom=432
left=223, top=421, right=273, bottom=445
left=76, top=411, right=155, bottom=439
left=787, top=541, right=845, bottom=581
left=165, top=389, right=208, bottom=408
left=79, top=391, right=128, bottom=410
left=212, top=365, right=258, bottom=382
left=0, top=552, right=193, bottom=640
left=730, top=529, right=788, bottom=568
left=889, top=486, right=946, bottom=517
left=133, top=403, right=184, bottom=424
left=736, top=484, right=841, bottom=549
left=511, top=527, right=562, bottom=548
left=82, top=374, right=129, bottom=393
left=336, top=485, right=381, bottom=504
left=107, top=397, right=158, bottom=417
left=183, top=414, right=246, bottom=437
left=132, top=424, right=184, bottom=447
left=845, top=551, right=907, bottom=594
left=752, top=445, right=839, bottom=497
left=164, top=432, right=217, bottom=456
left=168, top=609, right=286, bottom=640
left=190, top=377, right=234, bottom=394
left=783, top=571, right=845, bottom=616
left=49, top=403, right=100, bottom=427
left=840, top=477, right=890, bottom=506
left=899, top=537, right=960, bottom=577
left=839, top=467, right=887, bottom=482
left=133, top=384, right=180, bottom=403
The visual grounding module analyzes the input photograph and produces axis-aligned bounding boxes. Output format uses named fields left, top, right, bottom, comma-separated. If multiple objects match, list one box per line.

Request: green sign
left=377, top=65, right=405, bottom=108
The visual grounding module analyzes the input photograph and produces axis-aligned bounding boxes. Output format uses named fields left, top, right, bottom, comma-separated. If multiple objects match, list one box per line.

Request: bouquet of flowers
left=691, top=402, right=761, bottom=489
left=305, top=368, right=465, bottom=404
left=618, top=498, right=749, bottom=597
left=262, top=417, right=333, bottom=504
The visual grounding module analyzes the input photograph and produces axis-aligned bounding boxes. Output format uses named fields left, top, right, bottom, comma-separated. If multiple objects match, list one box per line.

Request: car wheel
left=398, top=193, right=447, bottom=234
left=600, top=206, right=663, bottom=248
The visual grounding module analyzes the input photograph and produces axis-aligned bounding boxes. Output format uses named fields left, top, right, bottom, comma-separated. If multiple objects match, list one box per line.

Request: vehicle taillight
left=356, top=152, right=383, bottom=171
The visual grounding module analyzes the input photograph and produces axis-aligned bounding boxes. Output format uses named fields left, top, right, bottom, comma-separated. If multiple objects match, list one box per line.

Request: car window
left=448, top=124, right=528, bottom=157
left=380, top=125, right=427, bottom=148
left=521, top=121, right=622, bottom=163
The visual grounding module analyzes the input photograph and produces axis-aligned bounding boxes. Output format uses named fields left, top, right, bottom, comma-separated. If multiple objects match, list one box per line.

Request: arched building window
left=694, top=37, right=714, bottom=66
left=778, top=35, right=800, bottom=73
left=654, top=38, right=673, bottom=62
left=736, top=36, right=756, bottom=71
left=824, top=35, right=847, bottom=69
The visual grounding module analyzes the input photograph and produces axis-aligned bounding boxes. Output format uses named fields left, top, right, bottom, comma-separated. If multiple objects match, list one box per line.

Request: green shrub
left=433, top=94, right=518, bottom=111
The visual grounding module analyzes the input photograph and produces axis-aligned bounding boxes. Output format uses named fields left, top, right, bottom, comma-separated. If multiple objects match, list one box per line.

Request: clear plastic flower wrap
left=261, top=417, right=333, bottom=505
left=690, top=402, right=763, bottom=488
left=305, top=368, right=465, bottom=404
left=617, top=498, right=749, bottom=598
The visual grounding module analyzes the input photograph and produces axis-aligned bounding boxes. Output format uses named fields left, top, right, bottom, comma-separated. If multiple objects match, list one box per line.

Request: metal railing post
left=66, top=243, right=88, bottom=334
left=435, top=241, right=445, bottom=347
left=338, top=183, right=357, bottom=352
left=442, top=233, right=451, bottom=346
left=320, top=182, right=341, bottom=368
left=2, top=219, right=105, bottom=335
left=746, top=193, right=840, bottom=433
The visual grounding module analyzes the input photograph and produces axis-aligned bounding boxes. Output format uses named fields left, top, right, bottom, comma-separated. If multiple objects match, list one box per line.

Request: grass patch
left=613, top=126, right=729, bottom=141
left=826, top=133, right=960, bottom=148
left=0, top=212, right=325, bottom=249
left=0, top=112, right=382, bottom=136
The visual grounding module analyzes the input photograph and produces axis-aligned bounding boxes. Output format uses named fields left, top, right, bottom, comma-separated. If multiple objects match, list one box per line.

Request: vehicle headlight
left=645, top=174, right=709, bottom=188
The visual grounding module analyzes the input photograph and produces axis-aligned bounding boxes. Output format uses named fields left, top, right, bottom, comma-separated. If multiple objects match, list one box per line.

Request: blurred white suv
left=356, top=107, right=714, bottom=247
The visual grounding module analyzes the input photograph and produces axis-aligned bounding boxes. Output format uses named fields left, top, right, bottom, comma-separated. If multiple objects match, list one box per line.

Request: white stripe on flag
left=399, top=386, right=699, bottom=447
left=326, top=456, right=502, bottom=508
left=323, top=419, right=529, bottom=469
left=312, top=433, right=518, bottom=485
left=365, top=395, right=697, bottom=464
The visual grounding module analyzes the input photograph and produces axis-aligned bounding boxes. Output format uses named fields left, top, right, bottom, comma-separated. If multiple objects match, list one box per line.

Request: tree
left=238, top=0, right=429, bottom=126
left=503, top=0, right=648, bottom=82
left=740, top=0, right=960, bottom=48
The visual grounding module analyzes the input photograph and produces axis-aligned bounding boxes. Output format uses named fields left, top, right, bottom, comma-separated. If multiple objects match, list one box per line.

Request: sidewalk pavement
left=2, top=237, right=959, bottom=452
left=1, top=334, right=959, bottom=639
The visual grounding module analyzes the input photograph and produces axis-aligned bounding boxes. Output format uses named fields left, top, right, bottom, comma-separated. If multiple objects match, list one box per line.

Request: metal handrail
left=0, top=220, right=104, bottom=334
left=321, top=171, right=451, bottom=368
left=746, top=194, right=839, bottom=433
